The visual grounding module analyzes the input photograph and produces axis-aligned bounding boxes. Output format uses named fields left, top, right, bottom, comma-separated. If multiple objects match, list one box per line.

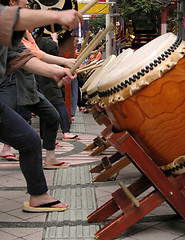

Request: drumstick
left=58, top=23, right=114, bottom=87
left=119, top=182, right=140, bottom=208
left=78, top=59, right=103, bottom=71
left=77, top=63, right=103, bottom=73
left=77, top=60, right=99, bottom=70
left=63, top=0, right=99, bottom=32
left=77, top=30, right=91, bottom=58
left=78, top=0, right=99, bottom=14
left=87, top=40, right=108, bottom=64
left=77, top=30, right=103, bottom=60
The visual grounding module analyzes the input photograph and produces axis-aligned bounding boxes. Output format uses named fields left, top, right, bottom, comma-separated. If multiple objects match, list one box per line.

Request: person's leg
left=39, top=117, right=44, bottom=140
left=55, top=102, right=70, bottom=133
left=71, top=78, right=78, bottom=118
left=0, top=84, right=19, bottom=159
left=0, top=144, right=19, bottom=160
left=0, top=102, right=68, bottom=210
left=0, top=102, right=47, bottom=195
left=55, top=102, right=80, bottom=140
left=25, top=96, right=62, bottom=165
left=26, top=97, right=59, bottom=151
left=17, top=105, right=32, bottom=124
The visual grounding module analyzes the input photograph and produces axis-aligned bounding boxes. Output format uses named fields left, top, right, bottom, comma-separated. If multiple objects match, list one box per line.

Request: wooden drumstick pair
left=58, top=23, right=114, bottom=87
left=77, top=30, right=103, bottom=60
left=54, top=0, right=114, bottom=87
left=77, top=61, right=103, bottom=73
left=77, top=30, right=91, bottom=58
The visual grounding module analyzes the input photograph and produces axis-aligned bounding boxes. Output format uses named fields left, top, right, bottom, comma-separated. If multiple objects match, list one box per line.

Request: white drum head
left=87, top=48, right=134, bottom=104
left=81, top=54, right=116, bottom=93
left=97, top=33, right=185, bottom=107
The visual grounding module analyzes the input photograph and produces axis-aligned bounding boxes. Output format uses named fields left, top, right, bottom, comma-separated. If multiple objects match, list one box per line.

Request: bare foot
left=63, top=132, right=75, bottom=138
left=0, top=144, right=19, bottom=160
left=29, top=192, right=68, bottom=208
left=63, top=132, right=80, bottom=140
left=44, top=150, right=61, bottom=165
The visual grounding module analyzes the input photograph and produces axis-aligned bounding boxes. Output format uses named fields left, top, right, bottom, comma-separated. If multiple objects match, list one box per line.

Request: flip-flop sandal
left=55, top=142, right=63, bottom=147
left=63, top=135, right=81, bottom=141
left=0, top=154, right=19, bottom=161
left=23, top=200, right=68, bottom=212
left=43, top=161, right=70, bottom=169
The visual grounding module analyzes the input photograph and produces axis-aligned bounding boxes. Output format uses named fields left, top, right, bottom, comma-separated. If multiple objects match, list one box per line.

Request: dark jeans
left=17, top=105, right=31, bottom=122
left=25, top=96, right=60, bottom=150
left=55, top=102, right=70, bottom=133
left=71, top=78, right=78, bottom=116
left=0, top=102, right=48, bottom=195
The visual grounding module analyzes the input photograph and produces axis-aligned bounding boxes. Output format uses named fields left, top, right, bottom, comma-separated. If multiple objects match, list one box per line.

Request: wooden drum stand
left=87, top=124, right=185, bottom=240
left=84, top=108, right=111, bottom=156
left=85, top=107, right=131, bottom=182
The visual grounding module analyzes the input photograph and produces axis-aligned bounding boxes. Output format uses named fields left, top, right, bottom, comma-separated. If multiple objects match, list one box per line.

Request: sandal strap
left=35, top=200, right=61, bottom=208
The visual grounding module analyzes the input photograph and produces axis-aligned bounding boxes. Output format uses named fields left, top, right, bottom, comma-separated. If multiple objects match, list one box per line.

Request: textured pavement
left=0, top=109, right=184, bottom=240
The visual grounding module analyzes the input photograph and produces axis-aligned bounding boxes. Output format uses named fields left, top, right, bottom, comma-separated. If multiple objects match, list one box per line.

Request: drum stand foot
left=87, top=124, right=185, bottom=240
left=84, top=136, right=111, bottom=156
left=84, top=110, right=111, bottom=155
left=89, top=140, right=111, bottom=156
left=90, top=151, right=130, bottom=182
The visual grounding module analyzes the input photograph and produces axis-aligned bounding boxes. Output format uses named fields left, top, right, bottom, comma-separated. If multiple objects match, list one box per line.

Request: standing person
left=70, top=35, right=79, bottom=121
left=0, top=0, right=77, bottom=166
left=0, top=3, right=83, bottom=212
left=34, top=27, right=80, bottom=142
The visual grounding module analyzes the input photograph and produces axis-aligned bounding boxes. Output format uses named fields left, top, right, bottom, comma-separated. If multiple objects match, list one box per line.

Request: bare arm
left=22, top=57, right=76, bottom=85
left=41, top=54, right=76, bottom=68
left=14, top=9, right=83, bottom=31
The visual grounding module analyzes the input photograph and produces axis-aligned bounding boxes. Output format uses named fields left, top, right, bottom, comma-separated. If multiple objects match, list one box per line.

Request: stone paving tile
left=21, top=229, right=43, bottom=240
left=0, top=230, right=17, bottom=239
left=45, top=225, right=100, bottom=239
left=0, top=111, right=184, bottom=240
left=125, top=227, right=181, bottom=240
left=2, top=228, right=43, bottom=238
left=43, top=163, right=101, bottom=239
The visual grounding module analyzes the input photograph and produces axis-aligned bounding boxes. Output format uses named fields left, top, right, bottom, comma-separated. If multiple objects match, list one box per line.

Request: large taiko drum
left=86, top=48, right=134, bottom=105
left=96, top=33, right=185, bottom=175
left=82, top=54, right=117, bottom=96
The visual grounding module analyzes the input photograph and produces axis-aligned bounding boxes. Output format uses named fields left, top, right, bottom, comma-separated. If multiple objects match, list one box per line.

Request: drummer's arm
left=15, top=8, right=83, bottom=31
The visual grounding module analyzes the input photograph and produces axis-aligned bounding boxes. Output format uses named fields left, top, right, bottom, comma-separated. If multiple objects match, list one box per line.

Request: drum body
left=105, top=57, right=185, bottom=167
left=97, top=33, right=185, bottom=174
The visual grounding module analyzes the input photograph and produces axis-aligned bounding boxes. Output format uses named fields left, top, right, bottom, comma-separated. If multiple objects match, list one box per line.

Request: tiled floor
left=0, top=109, right=184, bottom=240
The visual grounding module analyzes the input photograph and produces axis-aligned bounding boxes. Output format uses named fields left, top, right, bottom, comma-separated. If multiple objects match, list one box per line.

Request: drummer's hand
left=56, top=10, right=84, bottom=30
left=63, top=58, right=76, bottom=68
left=52, top=65, right=77, bottom=85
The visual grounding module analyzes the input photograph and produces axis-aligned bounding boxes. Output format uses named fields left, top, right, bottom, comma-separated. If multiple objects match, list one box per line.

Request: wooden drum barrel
left=96, top=33, right=185, bottom=175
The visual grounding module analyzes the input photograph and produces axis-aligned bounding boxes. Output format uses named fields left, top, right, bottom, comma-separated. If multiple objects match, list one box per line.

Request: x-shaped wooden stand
left=87, top=124, right=185, bottom=240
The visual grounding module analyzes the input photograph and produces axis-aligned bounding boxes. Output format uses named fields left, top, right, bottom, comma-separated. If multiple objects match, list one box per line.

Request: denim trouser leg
left=71, top=78, right=78, bottom=116
left=25, top=97, right=60, bottom=150
left=55, top=102, right=70, bottom=133
left=0, top=103, right=48, bottom=195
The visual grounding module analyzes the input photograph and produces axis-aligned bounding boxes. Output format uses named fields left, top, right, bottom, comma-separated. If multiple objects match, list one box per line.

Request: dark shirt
left=35, top=36, right=64, bottom=105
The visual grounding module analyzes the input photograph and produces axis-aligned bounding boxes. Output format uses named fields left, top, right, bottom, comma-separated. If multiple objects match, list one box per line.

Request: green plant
left=88, top=15, right=106, bottom=42
left=176, top=0, right=185, bottom=22
left=120, top=0, right=161, bottom=30
left=88, top=15, right=106, bottom=34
